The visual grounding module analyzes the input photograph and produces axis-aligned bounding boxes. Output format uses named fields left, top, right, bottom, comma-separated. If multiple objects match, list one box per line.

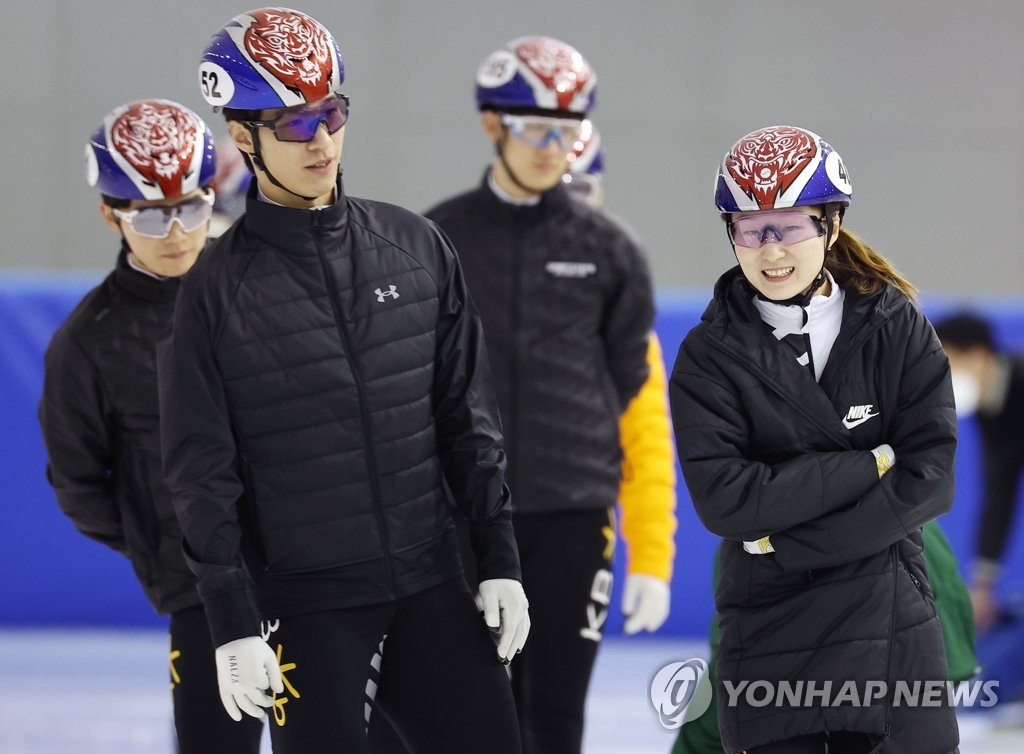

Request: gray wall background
left=4, top=0, right=1022, bottom=295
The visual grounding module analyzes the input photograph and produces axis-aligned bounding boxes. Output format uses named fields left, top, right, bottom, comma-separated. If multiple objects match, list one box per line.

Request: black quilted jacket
left=39, top=248, right=199, bottom=616
left=425, top=176, right=654, bottom=514
left=159, top=184, right=520, bottom=645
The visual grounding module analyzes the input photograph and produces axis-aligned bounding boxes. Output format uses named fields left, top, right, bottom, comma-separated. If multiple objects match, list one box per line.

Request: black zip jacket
left=670, top=267, right=958, bottom=753
left=159, top=183, right=520, bottom=646
left=425, top=176, right=654, bottom=514
left=39, top=248, right=198, bottom=616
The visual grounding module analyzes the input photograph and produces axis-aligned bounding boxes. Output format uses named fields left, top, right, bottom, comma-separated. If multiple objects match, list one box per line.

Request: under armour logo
left=375, top=285, right=399, bottom=302
left=842, top=404, right=880, bottom=429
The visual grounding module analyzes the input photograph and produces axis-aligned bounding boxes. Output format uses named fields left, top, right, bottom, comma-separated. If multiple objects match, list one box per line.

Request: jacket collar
left=243, top=175, right=350, bottom=253
left=704, top=267, right=895, bottom=343
left=472, top=168, right=572, bottom=222
left=703, top=265, right=896, bottom=390
left=112, top=244, right=180, bottom=303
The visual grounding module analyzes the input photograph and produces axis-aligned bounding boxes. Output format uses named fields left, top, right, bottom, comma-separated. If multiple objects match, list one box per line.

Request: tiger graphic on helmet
left=85, top=99, right=216, bottom=201
left=714, top=125, right=853, bottom=213
left=110, top=101, right=201, bottom=198
left=199, top=7, right=345, bottom=111
left=726, top=126, right=818, bottom=210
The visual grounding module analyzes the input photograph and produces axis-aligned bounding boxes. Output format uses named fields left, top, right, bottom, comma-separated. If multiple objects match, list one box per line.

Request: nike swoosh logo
left=842, top=412, right=879, bottom=429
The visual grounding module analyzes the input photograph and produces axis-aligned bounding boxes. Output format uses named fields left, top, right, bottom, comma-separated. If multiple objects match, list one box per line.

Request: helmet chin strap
left=495, top=131, right=547, bottom=196
left=770, top=268, right=828, bottom=319
left=248, top=126, right=320, bottom=202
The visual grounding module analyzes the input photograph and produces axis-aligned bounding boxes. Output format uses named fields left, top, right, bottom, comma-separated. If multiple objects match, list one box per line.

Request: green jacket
left=671, top=521, right=976, bottom=754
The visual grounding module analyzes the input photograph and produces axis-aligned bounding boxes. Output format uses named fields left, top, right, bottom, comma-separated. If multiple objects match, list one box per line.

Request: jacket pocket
left=896, top=549, right=934, bottom=600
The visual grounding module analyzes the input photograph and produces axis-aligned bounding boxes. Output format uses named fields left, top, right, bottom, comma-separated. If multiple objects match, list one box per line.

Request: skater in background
left=38, top=100, right=263, bottom=753
left=670, top=125, right=959, bottom=753
left=935, top=311, right=1024, bottom=633
left=422, top=38, right=664, bottom=753
left=935, top=312, right=1024, bottom=705
left=368, top=116, right=676, bottom=754
left=564, top=122, right=677, bottom=635
left=160, top=8, right=525, bottom=752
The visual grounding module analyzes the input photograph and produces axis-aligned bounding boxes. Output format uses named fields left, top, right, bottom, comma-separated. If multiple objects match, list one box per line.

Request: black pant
left=264, top=578, right=521, bottom=753
left=170, top=605, right=264, bottom=754
left=510, top=510, right=614, bottom=754
left=749, top=731, right=878, bottom=753
left=368, top=510, right=612, bottom=754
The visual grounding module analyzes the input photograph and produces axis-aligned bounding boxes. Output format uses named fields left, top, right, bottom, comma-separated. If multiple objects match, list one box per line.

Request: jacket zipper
left=311, top=212, right=396, bottom=598
left=509, top=222, right=522, bottom=502
left=896, top=549, right=932, bottom=598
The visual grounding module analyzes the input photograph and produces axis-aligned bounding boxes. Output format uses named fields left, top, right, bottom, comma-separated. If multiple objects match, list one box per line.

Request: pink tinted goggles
left=728, top=211, right=826, bottom=249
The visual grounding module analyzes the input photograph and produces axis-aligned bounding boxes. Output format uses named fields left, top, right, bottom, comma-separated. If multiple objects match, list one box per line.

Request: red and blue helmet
left=563, top=121, right=604, bottom=206
left=84, top=99, right=216, bottom=201
left=568, top=120, right=603, bottom=177
left=714, top=125, right=852, bottom=213
left=198, top=7, right=344, bottom=111
left=475, top=36, right=596, bottom=115
left=211, top=136, right=253, bottom=222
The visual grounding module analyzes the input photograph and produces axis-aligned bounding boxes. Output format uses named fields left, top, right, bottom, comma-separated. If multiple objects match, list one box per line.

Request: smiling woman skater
left=669, top=125, right=960, bottom=754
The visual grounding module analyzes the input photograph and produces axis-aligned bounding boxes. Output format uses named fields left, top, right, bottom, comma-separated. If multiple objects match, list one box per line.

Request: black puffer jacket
left=159, top=184, right=520, bottom=645
left=425, top=176, right=654, bottom=514
left=39, top=248, right=198, bottom=616
left=670, top=268, right=959, bottom=753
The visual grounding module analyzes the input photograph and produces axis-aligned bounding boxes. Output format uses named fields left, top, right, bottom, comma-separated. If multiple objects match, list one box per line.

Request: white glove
left=214, top=636, right=284, bottom=721
left=622, top=574, right=670, bottom=634
left=743, top=536, right=775, bottom=555
left=871, top=444, right=896, bottom=478
left=478, top=578, right=531, bottom=664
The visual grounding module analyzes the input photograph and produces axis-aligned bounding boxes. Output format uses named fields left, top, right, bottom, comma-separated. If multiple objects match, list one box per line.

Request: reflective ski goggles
left=727, top=211, right=826, bottom=249
left=113, top=192, right=215, bottom=238
left=245, top=94, right=350, bottom=143
left=501, top=113, right=585, bottom=151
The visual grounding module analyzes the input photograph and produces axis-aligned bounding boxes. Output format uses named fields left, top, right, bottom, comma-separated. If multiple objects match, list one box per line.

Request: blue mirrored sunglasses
left=245, top=94, right=351, bottom=143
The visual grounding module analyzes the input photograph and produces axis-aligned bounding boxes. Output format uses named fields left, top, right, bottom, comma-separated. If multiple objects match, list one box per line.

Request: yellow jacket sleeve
left=619, top=332, right=677, bottom=582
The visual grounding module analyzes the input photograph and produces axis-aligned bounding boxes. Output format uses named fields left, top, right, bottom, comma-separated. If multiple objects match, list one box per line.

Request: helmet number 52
left=201, top=71, right=221, bottom=100
left=198, top=62, right=235, bottom=106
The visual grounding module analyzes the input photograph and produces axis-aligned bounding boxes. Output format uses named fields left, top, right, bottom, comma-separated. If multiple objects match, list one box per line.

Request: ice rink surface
left=1, top=629, right=1021, bottom=753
